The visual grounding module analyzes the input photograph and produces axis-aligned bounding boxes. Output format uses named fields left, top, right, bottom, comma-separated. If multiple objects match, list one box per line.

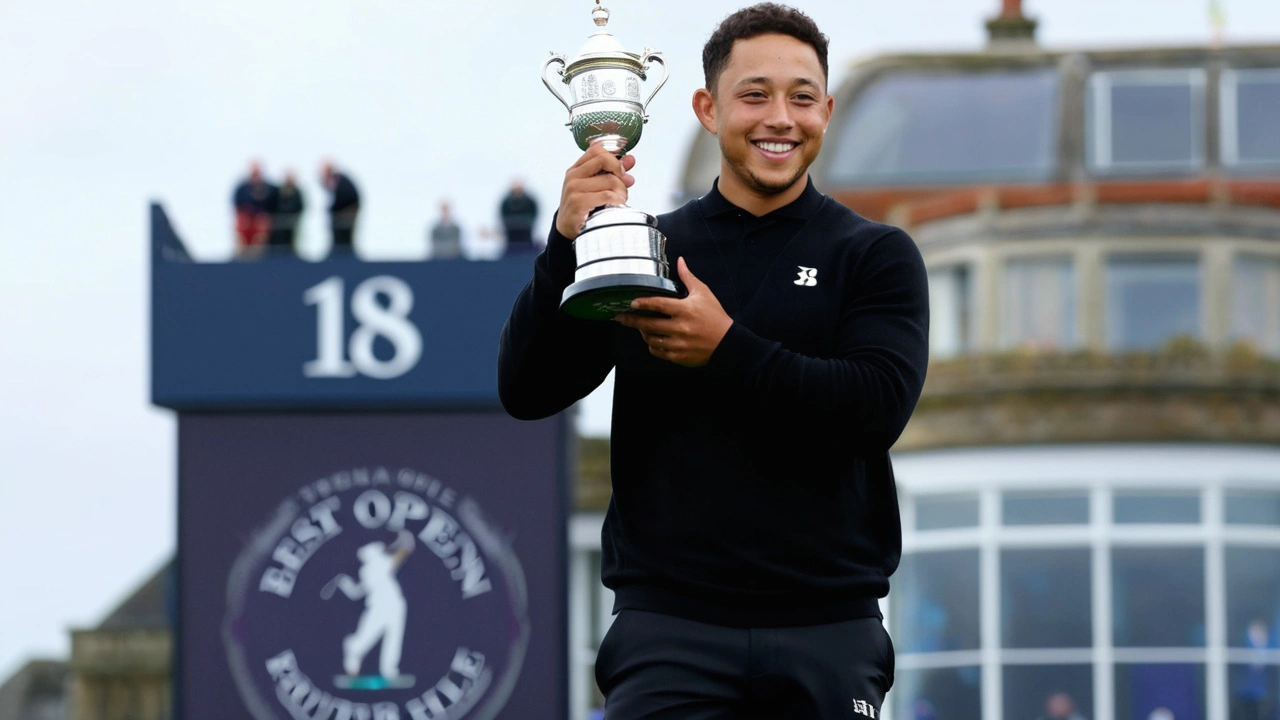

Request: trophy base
left=561, top=274, right=679, bottom=320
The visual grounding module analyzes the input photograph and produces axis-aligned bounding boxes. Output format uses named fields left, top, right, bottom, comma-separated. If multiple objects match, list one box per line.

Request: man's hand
left=556, top=143, right=636, bottom=240
left=615, top=258, right=733, bottom=367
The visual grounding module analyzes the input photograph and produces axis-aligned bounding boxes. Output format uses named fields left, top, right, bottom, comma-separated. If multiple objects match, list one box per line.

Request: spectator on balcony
left=232, top=160, right=278, bottom=257
left=912, top=699, right=939, bottom=720
left=499, top=179, right=538, bottom=255
left=429, top=200, right=463, bottom=261
left=321, top=160, right=361, bottom=255
left=269, top=171, right=305, bottom=253
left=1234, top=619, right=1272, bottom=720
left=1038, top=692, right=1087, bottom=720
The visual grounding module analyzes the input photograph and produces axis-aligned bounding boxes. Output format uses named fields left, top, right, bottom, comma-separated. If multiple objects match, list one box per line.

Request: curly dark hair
left=702, top=3, right=829, bottom=94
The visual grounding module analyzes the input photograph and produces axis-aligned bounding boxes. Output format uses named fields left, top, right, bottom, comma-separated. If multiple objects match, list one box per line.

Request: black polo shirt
left=695, top=178, right=824, bottom=309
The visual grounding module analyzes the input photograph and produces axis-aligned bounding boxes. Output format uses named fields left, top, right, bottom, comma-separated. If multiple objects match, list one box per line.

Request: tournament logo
left=223, top=466, right=530, bottom=720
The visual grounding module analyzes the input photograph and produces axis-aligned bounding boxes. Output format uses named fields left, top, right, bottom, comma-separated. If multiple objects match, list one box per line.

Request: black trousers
left=331, top=209, right=357, bottom=251
left=595, top=610, right=894, bottom=720
left=331, top=226, right=354, bottom=250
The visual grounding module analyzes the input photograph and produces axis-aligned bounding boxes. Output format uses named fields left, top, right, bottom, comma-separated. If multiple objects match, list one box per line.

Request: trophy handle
left=541, top=53, right=573, bottom=123
left=639, top=50, right=669, bottom=122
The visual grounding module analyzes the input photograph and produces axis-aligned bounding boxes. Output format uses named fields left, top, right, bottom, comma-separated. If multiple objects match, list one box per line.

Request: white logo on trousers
left=852, top=699, right=877, bottom=718
left=794, top=266, right=818, bottom=286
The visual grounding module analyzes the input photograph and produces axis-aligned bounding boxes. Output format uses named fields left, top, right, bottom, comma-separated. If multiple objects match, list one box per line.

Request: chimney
left=986, top=0, right=1039, bottom=49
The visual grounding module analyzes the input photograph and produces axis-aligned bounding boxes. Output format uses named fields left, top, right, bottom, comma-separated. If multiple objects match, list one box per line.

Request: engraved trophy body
left=541, top=3, right=679, bottom=320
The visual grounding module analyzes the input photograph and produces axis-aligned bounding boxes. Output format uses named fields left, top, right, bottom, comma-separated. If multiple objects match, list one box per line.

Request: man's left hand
left=615, top=258, right=733, bottom=367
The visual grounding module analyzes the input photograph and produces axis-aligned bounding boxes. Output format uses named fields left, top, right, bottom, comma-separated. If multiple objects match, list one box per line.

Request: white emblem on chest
left=794, top=266, right=818, bottom=287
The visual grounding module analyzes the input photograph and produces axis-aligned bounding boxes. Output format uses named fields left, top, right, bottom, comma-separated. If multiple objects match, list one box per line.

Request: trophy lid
left=567, top=4, right=643, bottom=71
left=579, top=207, right=658, bottom=233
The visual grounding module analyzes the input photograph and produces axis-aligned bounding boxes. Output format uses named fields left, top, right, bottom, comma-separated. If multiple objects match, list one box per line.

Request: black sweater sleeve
left=704, top=227, right=929, bottom=453
left=497, top=223, right=616, bottom=420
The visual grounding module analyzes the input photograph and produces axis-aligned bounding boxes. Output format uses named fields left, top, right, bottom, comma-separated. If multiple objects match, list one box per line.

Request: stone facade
left=902, top=347, right=1280, bottom=450
left=0, top=660, right=68, bottom=720
left=67, top=629, right=170, bottom=720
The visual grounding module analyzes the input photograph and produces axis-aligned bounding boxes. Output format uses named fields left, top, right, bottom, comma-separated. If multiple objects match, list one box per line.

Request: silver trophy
left=542, top=2, right=678, bottom=320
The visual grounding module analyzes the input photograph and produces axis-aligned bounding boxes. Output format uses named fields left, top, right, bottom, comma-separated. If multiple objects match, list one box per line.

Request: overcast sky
left=1, top=0, right=1276, bottom=682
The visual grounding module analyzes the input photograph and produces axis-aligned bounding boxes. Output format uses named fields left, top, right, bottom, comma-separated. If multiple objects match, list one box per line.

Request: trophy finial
left=592, top=4, right=610, bottom=28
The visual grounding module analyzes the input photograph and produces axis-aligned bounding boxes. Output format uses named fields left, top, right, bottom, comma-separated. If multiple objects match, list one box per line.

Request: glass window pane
left=1114, top=490, right=1201, bottom=524
left=892, top=550, right=980, bottom=652
left=1003, top=491, right=1090, bottom=526
left=829, top=69, right=1060, bottom=185
left=1112, top=83, right=1196, bottom=165
left=1001, top=257, right=1077, bottom=351
left=1231, top=255, right=1280, bottom=356
left=1001, top=548, right=1092, bottom=648
left=588, top=664, right=605, bottom=717
left=1106, top=255, right=1201, bottom=351
left=1230, top=664, right=1280, bottom=720
left=1226, top=547, right=1280, bottom=649
left=587, top=550, right=612, bottom=647
left=1226, top=490, right=1280, bottom=526
left=1231, top=70, right=1280, bottom=165
left=893, top=667, right=981, bottom=720
left=916, top=494, right=980, bottom=531
left=929, top=265, right=973, bottom=360
left=1113, top=547, right=1206, bottom=647
left=1003, top=665, right=1093, bottom=720
left=1116, top=664, right=1206, bottom=720
left=1091, top=71, right=1203, bottom=170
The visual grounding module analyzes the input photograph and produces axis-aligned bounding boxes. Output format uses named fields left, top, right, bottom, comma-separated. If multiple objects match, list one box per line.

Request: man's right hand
left=556, top=143, right=637, bottom=240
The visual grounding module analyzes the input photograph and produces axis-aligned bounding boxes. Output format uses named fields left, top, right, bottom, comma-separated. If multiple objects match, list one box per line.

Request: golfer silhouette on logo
left=321, top=529, right=416, bottom=684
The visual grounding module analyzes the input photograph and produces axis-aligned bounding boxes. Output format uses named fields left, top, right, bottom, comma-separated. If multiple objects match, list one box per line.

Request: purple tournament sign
left=178, top=413, right=568, bottom=720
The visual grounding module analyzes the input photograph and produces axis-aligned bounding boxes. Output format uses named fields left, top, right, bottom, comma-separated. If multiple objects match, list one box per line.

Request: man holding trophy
left=500, top=3, right=929, bottom=718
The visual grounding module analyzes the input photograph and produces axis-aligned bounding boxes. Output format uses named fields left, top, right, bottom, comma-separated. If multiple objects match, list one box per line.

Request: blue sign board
left=153, top=205, right=573, bottom=719
left=150, top=204, right=539, bottom=411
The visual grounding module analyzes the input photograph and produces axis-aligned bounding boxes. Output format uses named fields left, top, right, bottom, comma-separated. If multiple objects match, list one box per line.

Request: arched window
left=828, top=69, right=1060, bottom=186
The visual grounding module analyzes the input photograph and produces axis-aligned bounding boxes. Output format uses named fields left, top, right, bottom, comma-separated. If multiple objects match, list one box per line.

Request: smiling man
left=499, top=4, right=929, bottom=718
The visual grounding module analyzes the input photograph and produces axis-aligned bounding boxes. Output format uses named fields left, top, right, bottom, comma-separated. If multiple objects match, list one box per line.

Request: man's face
left=704, top=33, right=832, bottom=202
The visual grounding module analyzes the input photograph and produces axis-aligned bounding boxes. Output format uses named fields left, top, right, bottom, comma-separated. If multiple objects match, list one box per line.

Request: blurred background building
left=4, top=2, right=1280, bottom=720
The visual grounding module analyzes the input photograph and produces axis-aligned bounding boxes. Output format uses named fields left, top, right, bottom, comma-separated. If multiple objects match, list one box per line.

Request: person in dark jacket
left=498, top=180, right=538, bottom=254
left=429, top=200, right=463, bottom=260
left=269, top=171, right=305, bottom=253
left=231, top=160, right=278, bottom=257
left=321, top=160, right=360, bottom=254
left=497, top=4, right=928, bottom=719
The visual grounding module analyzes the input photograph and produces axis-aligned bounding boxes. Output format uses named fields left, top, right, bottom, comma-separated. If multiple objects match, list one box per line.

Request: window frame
left=915, top=492, right=982, bottom=531
left=999, top=254, right=1079, bottom=352
left=1002, top=489, right=1091, bottom=526
left=1230, top=252, right=1280, bottom=356
left=1112, top=489, right=1203, bottom=525
left=927, top=262, right=975, bottom=360
left=1104, top=251, right=1204, bottom=352
left=1220, top=67, right=1280, bottom=169
left=1087, top=68, right=1208, bottom=174
left=891, top=448, right=1280, bottom=720
left=826, top=67, right=1063, bottom=187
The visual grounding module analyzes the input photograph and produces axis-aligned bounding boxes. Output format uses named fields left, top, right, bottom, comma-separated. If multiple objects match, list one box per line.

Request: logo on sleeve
left=794, top=267, right=818, bottom=287
left=852, top=698, right=878, bottom=718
